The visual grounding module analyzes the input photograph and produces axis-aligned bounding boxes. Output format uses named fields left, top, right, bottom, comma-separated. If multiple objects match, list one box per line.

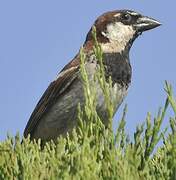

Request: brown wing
left=23, top=65, right=79, bottom=138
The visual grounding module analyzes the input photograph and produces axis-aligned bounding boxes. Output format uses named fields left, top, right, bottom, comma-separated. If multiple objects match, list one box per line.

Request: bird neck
left=102, top=51, right=131, bottom=87
left=84, top=38, right=133, bottom=57
left=82, top=40, right=131, bottom=87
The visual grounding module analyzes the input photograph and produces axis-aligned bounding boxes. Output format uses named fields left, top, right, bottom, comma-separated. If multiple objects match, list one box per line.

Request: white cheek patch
left=104, top=22, right=135, bottom=43
left=101, top=22, right=135, bottom=53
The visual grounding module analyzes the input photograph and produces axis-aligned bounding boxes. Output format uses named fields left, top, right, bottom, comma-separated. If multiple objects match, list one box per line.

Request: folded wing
left=23, top=64, right=79, bottom=138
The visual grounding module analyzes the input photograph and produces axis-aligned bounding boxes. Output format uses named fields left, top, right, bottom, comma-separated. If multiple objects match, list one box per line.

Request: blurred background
left=0, top=1, right=175, bottom=141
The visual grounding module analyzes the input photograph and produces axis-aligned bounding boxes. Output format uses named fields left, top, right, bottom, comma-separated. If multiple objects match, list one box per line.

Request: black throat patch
left=103, top=52, right=132, bottom=87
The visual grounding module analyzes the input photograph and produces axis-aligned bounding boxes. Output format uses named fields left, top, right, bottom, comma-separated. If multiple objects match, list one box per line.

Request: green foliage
left=0, top=29, right=176, bottom=180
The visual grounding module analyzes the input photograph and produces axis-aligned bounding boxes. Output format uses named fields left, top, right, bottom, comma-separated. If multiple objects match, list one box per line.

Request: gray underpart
left=32, top=62, right=127, bottom=141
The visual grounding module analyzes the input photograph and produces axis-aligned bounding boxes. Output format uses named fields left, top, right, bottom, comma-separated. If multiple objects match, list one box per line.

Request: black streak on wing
left=23, top=66, right=79, bottom=138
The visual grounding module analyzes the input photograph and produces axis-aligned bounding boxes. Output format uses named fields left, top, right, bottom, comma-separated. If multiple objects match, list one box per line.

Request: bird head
left=85, top=10, right=161, bottom=53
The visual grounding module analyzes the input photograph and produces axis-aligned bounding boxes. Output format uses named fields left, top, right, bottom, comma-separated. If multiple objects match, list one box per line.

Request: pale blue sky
left=0, top=1, right=175, bottom=141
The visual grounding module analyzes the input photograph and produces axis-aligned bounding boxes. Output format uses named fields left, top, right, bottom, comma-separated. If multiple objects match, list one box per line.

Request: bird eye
left=122, top=13, right=132, bottom=22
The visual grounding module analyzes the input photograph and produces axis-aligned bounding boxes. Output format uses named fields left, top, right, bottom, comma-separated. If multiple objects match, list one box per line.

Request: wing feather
left=24, top=65, right=79, bottom=138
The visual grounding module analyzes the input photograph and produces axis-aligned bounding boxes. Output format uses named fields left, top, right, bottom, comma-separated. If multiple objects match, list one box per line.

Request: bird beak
left=134, top=16, right=161, bottom=32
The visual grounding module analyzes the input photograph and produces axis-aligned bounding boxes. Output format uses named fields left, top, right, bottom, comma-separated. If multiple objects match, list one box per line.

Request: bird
left=24, top=9, right=161, bottom=142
